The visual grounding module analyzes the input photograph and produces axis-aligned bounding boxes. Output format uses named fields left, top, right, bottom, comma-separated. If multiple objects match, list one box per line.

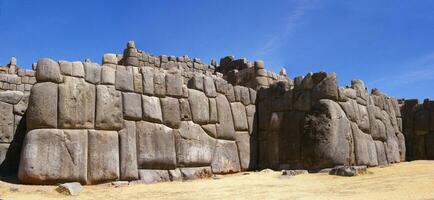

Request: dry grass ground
left=1, top=160, right=434, bottom=200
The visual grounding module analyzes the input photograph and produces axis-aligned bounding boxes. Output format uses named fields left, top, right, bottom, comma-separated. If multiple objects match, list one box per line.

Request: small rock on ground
left=329, top=166, right=367, bottom=177
left=56, top=182, right=82, bottom=196
left=281, top=170, right=309, bottom=176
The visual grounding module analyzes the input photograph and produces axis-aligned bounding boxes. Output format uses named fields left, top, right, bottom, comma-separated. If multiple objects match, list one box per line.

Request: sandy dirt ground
left=1, top=160, right=434, bottom=200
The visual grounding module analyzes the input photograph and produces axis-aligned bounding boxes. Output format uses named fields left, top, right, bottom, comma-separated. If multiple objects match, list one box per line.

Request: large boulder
left=215, top=94, right=236, bottom=140
left=18, top=129, right=88, bottom=184
left=36, top=58, right=63, bottom=83
left=0, top=91, right=24, bottom=104
left=87, top=130, right=119, bottom=184
left=142, top=95, right=163, bottom=123
left=95, top=85, right=123, bottom=130
left=230, top=102, right=249, bottom=131
left=0, top=102, right=13, bottom=143
left=160, top=97, right=181, bottom=128
left=188, top=89, right=209, bottom=124
left=26, top=82, right=58, bottom=130
left=119, top=121, right=138, bottom=180
left=211, top=140, right=241, bottom=174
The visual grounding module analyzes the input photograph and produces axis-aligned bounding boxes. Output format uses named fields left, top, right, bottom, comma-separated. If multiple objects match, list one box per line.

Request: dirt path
left=1, top=160, right=434, bottom=200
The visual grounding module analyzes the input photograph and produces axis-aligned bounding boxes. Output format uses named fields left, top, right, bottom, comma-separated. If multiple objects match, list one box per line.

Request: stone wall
left=256, top=72, right=405, bottom=170
left=0, top=58, right=35, bottom=173
left=400, top=99, right=434, bottom=160
left=17, top=42, right=256, bottom=184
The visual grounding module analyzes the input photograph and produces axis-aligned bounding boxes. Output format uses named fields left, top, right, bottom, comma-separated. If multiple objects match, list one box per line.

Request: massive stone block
left=142, top=95, right=163, bottom=123
left=188, top=89, right=209, bottom=124
left=36, top=58, right=63, bottom=83
left=83, top=62, right=101, bottom=84
left=87, top=130, right=119, bottom=184
left=154, top=71, right=166, bottom=97
left=175, top=121, right=216, bottom=167
left=18, top=129, right=88, bottom=184
left=216, top=94, right=236, bottom=140
left=142, top=67, right=154, bottom=95
left=204, top=76, right=217, bottom=97
left=179, top=98, right=192, bottom=121
left=95, top=85, right=123, bottom=130
left=115, top=69, right=134, bottom=92
left=26, top=82, right=58, bottom=130
left=302, top=99, right=353, bottom=169
left=209, top=98, right=218, bottom=123
left=0, top=101, right=13, bottom=143
left=352, top=123, right=378, bottom=167
left=138, top=169, right=170, bottom=184
left=211, top=140, right=241, bottom=174
left=13, top=93, right=29, bottom=115
left=230, top=102, right=249, bottom=131
left=160, top=97, right=181, bottom=128
left=0, top=91, right=24, bottom=104
left=166, top=71, right=183, bottom=97
left=136, top=121, right=176, bottom=169
left=59, top=76, right=95, bottom=129
left=119, top=121, right=138, bottom=180
left=235, top=131, right=251, bottom=170
left=122, top=92, right=142, bottom=121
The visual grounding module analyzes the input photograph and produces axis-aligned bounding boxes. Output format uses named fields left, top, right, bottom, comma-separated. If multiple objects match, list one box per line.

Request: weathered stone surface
left=13, top=93, right=29, bottom=115
left=83, top=62, right=101, bottom=84
left=154, top=71, right=166, bottom=97
left=168, top=168, right=183, bottom=181
left=352, top=123, right=378, bottom=167
left=142, top=95, right=163, bottom=123
left=293, top=90, right=311, bottom=111
left=56, top=182, right=83, bottom=196
left=329, top=166, right=367, bottom=177
left=216, top=94, right=236, bottom=140
left=281, top=170, right=308, bottom=176
left=72, top=62, right=85, bottom=78
left=235, top=131, right=251, bottom=170
left=87, top=130, right=119, bottom=184
left=160, top=97, right=181, bottom=128
left=175, top=121, right=216, bottom=166
left=0, top=143, right=9, bottom=167
left=133, top=72, right=143, bottom=93
left=137, top=121, right=176, bottom=169
left=0, top=91, right=24, bottom=104
left=188, top=74, right=204, bottom=91
left=375, top=140, right=388, bottom=166
left=138, top=169, right=170, bottom=184
left=231, top=102, right=249, bottom=131
left=119, top=121, right=138, bottom=180
left=312, top=73, right=338, bottom=101
left=95, top=85, right=123, bottom=130
left=0, top=102, right=13, bottom=143
left=101, top=66, right=115, bottom=85
left=166, top=72, right=183, bottom=97
left=209, top=98, right=218, bottom=123
left=188, top=89, right=209, bottom=124
left=202, top=124, right=217, bottom=138
left=179, top=98, right=192, bottom=121
left=122, top=92, right=142, bottom=120
left=103, top=53, right=118, bottom=64
left=246, top=105, right=256, bottom=134
left=59, top=77, right=95, bottom=129
left=211, top=140, right=241, bottom=174
left=142, top=67, right=154, bottom=95
left=204, top=76, right=217, bottom=97
left=59, top=61, right=73, bottom=76
left=26, top=82, right=58, bottom=130
left=115, top=69, right=134, bottom=92
left=179, top=167, right=212, bottom=180
left=18, top=129, right=88, bottom=184
left=302, top=99, right=353, bottom=169
left=36, top=58, right=63, bottom=83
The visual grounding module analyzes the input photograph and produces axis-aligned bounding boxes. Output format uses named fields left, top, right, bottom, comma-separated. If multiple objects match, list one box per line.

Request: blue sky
left=0, top=0, right=433, bottom=100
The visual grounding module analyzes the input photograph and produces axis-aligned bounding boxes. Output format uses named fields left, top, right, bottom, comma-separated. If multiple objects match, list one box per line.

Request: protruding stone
left=103, top=53, right=118, bottom=65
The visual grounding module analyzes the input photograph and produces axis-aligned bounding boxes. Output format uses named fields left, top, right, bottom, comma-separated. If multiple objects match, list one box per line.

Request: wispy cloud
left=370, top=52, right=434, bottom=90
left=255, top=0, right=318, bottom=57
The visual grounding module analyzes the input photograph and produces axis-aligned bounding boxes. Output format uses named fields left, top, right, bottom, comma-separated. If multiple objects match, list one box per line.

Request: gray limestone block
left=122, top=92, right=142, bottom=121
left=225, top=84, right=236, bottom=102
left=302, top=99, right=353, bottom=169
left=179, top=98, right=192, bottom=121
left=133, top=72, right=143, bottom=93
left=235, top=131, right=251, bottom=171
left=72, top=62, right=85, bottom=78
left=168, top=168, right=183, bottom=181
left=103, top=53, right=118, bottom=65
left=0, top=101, right=13, bottom=143
left=202, top=124, right=217, bottom=138
left=119, top=120, right=139, bottom=180
left=375, top=140, right=388, bottom=166
left=136, top=121, right=176, bottom=169
left=87, top=130, right=120, bottom=184
left=18, top=129, right=88, bottom=184
left=138, top=170, right=170, bottom=184
left=245, top=105, right=256, bottom=135
left=214, top=78, right=228, bottom=94
left=249, top=88, right=257, bottom=104
left=101, top=66, right=116, bottom=85
left=230, top=102, right=249, bottom=131
left=385, top=131, right=401, bottom=164
left=188, top=74, right=204, bottom=91
left=142, top=66, right=154, bottom=95
left=115, top=69, right=134, bottom=92
left=160, top=97, right=181, bottom=128
left=188, top=89, right=209, bottom=124
left=179, top=167, right=212, bottom=180
left=0, top=143, right=9, bottom=168
left=204, top=76, right=217, bottom=97
left=13, top=93, right=29, bottom=115
left=234, top=86, right=242, bottom=102
left=59, top=76, right=95, bottom=129
left=166, top=72, right=184, bottom=97
left=59, top=60, right=73, bottom=76
left=83, top=62, right=101, bottom=84
left=292, top=90, right=311, bottom=112
left=240, top=87, right=251, bottom=105
left=211, top=140, right=241, bottom=174
left=0, top=90, right=24, bottom=104
left=36, top=58, right=63, bottom=83
left=142, top=95, right=163, bottom=123
left=209, top=98, right=218, bottom=123
left=154, top=71, right=166, bottom=97
left=216, top=94, right=236, bottom=140
left=175, top=121, right=216, bottom=167
left=26, top=82, right=58, bottom=130
left=397, top=132, right=406, bottom=161
left=125, top=57, right=140, bottom=67
left=95, top=85, right=123, bottom=130
left=352, top=123, right=378, bottom=167
left=312, top=72, right=339, bottom=101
